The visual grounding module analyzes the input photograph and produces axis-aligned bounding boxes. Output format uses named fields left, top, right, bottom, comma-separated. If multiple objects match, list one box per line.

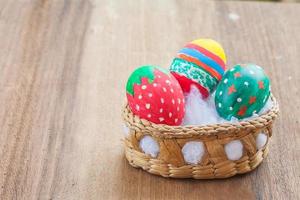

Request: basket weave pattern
left=122, top=97, right=279, bottom=179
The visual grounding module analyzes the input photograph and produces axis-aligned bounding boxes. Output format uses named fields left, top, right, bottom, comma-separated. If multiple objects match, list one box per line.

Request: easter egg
left=126, top=65, right=185, bottom=125
left=215, top=64, right=271, bottom=120
left=170, top=38, right=226, bottom=98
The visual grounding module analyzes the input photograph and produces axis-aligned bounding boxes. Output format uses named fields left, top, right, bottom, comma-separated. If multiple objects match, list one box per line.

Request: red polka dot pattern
left=127, top=69, right=185, bottom=126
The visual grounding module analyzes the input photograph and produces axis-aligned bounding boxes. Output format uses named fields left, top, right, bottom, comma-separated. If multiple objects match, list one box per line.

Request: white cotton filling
left=182, top=141, right=205, bottom=164
left=182, top=85, right=221, bottom=125
left=182, top=86, right=274, bottom=126
left=258, top=97, right=273, bottom=115
left=256, top=133, right=268, bottom=150
left=225, top=140, right=243, bottom=161
left=139, top=135, right=160, bottom=158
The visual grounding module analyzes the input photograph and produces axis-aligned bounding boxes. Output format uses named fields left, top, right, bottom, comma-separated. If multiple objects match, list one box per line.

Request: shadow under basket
left=122, top=96, right=279, bottom=179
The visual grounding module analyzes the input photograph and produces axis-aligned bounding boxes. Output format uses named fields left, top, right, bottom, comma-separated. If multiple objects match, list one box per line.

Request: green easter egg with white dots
left=215, top=64, right=271, bottom=120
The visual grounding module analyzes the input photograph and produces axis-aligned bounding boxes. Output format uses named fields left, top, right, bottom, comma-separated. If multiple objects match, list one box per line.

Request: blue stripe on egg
left=178, top=47, right=225, bottom=75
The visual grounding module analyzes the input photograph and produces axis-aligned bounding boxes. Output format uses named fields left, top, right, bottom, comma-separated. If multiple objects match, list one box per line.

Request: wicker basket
left=122, top=96, right=279, bottom=179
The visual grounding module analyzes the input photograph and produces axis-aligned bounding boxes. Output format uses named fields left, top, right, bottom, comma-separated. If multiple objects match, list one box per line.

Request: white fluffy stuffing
left=182, top=86, right=273, bottom=126
left=256, top=133, right=268, bottom=150
left=139, top=135, right=160, bottom=158
left=181, top=141, right=205, bottom=164
left=182, top=85, right=221, bottom=125
left=258, top=97, right=273, bottom=115
left=224, top=140, right=243, bottom=161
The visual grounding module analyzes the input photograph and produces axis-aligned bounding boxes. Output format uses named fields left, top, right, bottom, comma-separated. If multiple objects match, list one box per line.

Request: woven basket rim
left=123, top=95, right=279, bottom=138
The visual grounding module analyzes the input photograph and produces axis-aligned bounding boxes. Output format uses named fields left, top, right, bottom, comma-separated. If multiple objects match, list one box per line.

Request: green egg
left=215, top=64, right=271, bottom=120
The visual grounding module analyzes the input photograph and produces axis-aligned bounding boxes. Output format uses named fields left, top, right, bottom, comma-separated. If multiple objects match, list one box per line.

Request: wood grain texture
left=0, top=0, right=299, bottom=199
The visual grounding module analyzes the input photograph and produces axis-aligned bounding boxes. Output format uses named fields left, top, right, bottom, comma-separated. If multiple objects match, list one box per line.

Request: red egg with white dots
left=126, top=65, right=185, bottom=125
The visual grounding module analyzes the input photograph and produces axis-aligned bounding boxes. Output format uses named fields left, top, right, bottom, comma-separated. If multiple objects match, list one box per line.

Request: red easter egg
left=126, top=65, right=185, bottom=126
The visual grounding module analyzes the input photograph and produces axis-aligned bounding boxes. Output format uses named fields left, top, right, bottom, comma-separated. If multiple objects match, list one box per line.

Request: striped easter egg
left=170, top=39, right=226, bottom=98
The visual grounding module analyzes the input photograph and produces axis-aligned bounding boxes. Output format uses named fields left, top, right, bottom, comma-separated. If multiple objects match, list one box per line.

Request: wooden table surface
left=0, top=0, right=299, bottom=199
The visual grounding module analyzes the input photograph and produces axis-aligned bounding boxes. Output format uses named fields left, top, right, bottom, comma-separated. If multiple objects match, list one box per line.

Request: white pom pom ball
left=123, top=124, right=130, bottom=137
left=182, top=141, right=205, bottom=164
left=225, top=140, right=243, bottom=161
left=139, top=135, right=160, bottom=158
left=256, top=133, right=268, bottom=150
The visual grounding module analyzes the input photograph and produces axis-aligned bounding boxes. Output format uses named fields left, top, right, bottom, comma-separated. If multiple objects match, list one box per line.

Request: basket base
left=124, top=143, right=269, bottom=179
